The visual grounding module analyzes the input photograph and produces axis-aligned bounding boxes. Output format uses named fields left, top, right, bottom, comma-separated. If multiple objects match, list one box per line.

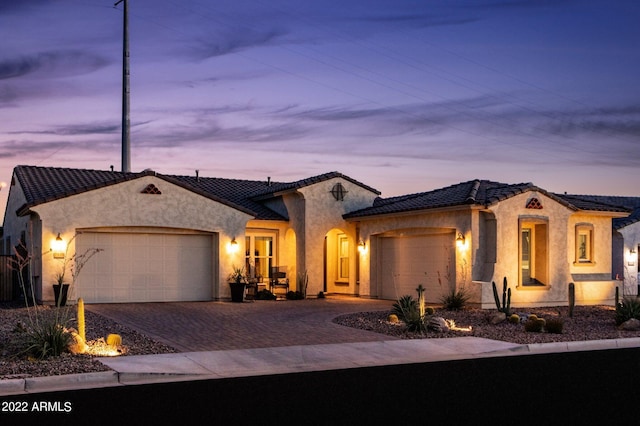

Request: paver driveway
left=87, top=297, right=397, bottom=352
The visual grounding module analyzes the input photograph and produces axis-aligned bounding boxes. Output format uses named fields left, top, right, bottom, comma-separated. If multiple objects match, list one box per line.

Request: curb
left=1, top=371, right=120, bottom=396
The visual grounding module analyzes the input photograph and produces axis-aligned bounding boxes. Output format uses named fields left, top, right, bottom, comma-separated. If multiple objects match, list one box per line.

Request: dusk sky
left=1, top=0, right=639, bottom=219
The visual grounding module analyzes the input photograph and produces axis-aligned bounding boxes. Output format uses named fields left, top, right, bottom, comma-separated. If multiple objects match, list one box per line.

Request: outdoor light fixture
left=52, top=233, right=66, bottom=259
left=357, top=239, right=366, bottom=254
left=228, top=237, right=239, bottom=254
left=629, top=247, right=637, bottom=266
left=456, top=232, right=465, bottom=247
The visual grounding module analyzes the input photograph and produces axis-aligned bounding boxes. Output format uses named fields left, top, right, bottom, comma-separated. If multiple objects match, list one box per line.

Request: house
left=1, top=165, right=635, bottom=308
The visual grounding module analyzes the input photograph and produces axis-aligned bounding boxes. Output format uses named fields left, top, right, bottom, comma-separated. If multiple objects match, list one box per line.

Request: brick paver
left=87, top=297, right=396, bottom=352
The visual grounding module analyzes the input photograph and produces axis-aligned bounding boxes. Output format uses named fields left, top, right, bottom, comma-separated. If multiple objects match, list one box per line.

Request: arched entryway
left=323, top=228, right=357, bottom=295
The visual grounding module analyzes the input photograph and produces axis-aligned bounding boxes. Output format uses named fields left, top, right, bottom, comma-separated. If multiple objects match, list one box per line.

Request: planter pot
left=53, top=283, right=70, bottom=307
left=229, top=282, right=246, bottom=303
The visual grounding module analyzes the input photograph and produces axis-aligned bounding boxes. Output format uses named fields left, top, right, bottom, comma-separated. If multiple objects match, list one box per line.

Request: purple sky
left=1, top=0, right=639, bottom=219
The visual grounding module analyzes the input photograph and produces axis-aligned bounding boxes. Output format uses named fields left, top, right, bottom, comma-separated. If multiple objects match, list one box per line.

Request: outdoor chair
left=269, top=271, right=289, bottom=296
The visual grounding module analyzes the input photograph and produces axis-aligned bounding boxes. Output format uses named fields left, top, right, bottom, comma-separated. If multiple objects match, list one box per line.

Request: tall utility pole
left=115, top=0, right=130, bottom=172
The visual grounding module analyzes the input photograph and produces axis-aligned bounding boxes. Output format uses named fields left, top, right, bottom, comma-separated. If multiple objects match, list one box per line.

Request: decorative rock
left=619, top=318, right=640, bottom=331
left=68, top=331, right=88, bottom=354
left=428, top=316, right=449, bottom=333
left=488, top=312, right=506, bottom=325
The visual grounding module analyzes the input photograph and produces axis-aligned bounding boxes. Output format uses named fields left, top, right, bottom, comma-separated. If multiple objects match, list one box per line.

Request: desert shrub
left=440, top=289, right=469, bottom=311
left=524, top=318, right=545, bottom=333
left=256, top=289, right=277, bottom=300
left=545, top=318, right=564, bottom=334
left=26, top=318, right=73, bottom=359
left=392, top=295, right=418, bottom=323
left=286, top=290, right=305, bottom=300
left=403, top=308, right=427, bottom=333
left=615, top=297, right=640, bottom=325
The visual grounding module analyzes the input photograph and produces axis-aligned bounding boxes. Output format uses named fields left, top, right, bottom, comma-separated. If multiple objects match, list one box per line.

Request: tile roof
left=557, top=194, right=640, bottom=229
left=344, top=179, right=631, bottom=219
left=12, top=165, right=284, bottom=220
left=248, top=171, right=381, bottom=199
left=10, top=166, right=635, bottom=225
left=10, top=166, right=379, bottom=221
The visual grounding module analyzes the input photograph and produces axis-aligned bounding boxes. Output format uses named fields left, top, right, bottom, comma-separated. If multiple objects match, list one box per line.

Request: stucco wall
left=297, top=178, right=379, bottom=297
left=479, top=191, right=618, bottom=308
left=21, top=176, right=253, bottom=303
left=619, top=223, right=640, bottom=296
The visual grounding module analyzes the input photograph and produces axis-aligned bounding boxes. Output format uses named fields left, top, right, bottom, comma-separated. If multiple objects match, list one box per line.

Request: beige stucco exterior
left=2, top=167, right=633, bottom=308
left=476, top=191, right=620, bottom=308
left=4, top=175, right=253, bottom=303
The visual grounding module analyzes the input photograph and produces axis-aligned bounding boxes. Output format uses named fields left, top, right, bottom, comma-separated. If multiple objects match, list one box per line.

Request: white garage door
left=380, top=233, right=454, bottom=303
left=75, top=231, right=214, bottom=303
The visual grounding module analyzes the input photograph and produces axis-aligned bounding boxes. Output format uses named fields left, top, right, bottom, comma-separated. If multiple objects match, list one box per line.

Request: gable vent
left=141, top=184, right=162, bottom=195
left=330, top=182, right=347, bottom=201
left=526, top=197, right=543, bottom=209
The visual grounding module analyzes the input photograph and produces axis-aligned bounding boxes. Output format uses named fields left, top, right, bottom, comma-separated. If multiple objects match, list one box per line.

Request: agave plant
left=615, top=296, right=640, bottom=325
left=392, top=295, right=418, bottom=323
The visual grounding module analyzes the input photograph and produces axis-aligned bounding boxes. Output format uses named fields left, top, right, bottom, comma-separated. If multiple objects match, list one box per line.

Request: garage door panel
left=380, top=233, right=454, bottom=303
left=76, top=231, right=214, bottom=303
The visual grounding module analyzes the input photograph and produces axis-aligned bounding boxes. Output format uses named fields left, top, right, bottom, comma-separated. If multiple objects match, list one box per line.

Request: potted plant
left=228, top=265, right=247, bottom=303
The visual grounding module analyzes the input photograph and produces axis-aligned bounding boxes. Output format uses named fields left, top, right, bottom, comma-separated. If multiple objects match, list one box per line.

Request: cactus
left=416, top=284, right=426, bottom=318
left=388, top=314, right=399, bottom=323
left=106, top=334, right=122, bottom=347
left=77, top=298, right=85, bottom=342
left=508, top=314, right=520, bottom=324
left=492, top=277, right=511, bottom=316
left=568, top=283, right=575, bottom=317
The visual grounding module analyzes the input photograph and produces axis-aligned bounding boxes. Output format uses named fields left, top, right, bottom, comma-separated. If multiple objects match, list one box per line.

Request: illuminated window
left=245, top=232, right=276, bottom=280
left=575, top=224, right=594, bottom=265
left=338, top=234, right=349, bottom=280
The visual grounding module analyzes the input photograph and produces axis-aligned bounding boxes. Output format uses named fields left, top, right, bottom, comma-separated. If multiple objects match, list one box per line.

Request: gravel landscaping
left=2, top=301, right=639, bottom=380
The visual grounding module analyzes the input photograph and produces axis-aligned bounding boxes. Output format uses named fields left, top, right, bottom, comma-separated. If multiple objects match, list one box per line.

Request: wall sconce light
left=357, top=239, right=366, bottom=254
left=52, top=233, right=66, bottom=259
left=456, top=232, right=465, bottom=247
left=227, top=237, right=239, bottom=254
left=629, top=247, right=637, bottom=266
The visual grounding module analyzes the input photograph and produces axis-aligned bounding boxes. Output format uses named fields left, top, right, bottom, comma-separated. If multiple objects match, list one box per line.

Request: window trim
left=337, top=233, right=349, bottom=281
left=518, top=216, right=549, bottom=287
left=244, top=229, right=278, bottom=281
left=574, top=223, right=595, bottom=266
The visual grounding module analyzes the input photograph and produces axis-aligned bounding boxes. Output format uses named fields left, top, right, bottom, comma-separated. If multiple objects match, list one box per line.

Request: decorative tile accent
left=141, top=184, right=162, bottom=194
left=526, top=197, right=542, bottom=209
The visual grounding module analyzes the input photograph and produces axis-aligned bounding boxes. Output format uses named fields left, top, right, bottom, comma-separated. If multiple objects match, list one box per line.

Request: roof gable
left=11, top=166, right=379, bottom=221
left=249, top=171, right=380, bottom=200
left=344, top=179, right=631, bottom=219
left=12, top=166, right=278, bottom=219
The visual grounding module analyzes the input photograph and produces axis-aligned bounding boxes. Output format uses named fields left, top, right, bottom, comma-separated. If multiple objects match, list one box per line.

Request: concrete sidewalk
left=3, top=336, right=640, bottom=396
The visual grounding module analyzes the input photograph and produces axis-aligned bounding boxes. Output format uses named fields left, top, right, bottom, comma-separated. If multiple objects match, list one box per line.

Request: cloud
left=0, top=50, right=110, bottom=80
left=357, top=13, right=479, bottom=28
left=9, top=122, right=121, bottom=136
left=188, top=28, right=289, bottom=60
